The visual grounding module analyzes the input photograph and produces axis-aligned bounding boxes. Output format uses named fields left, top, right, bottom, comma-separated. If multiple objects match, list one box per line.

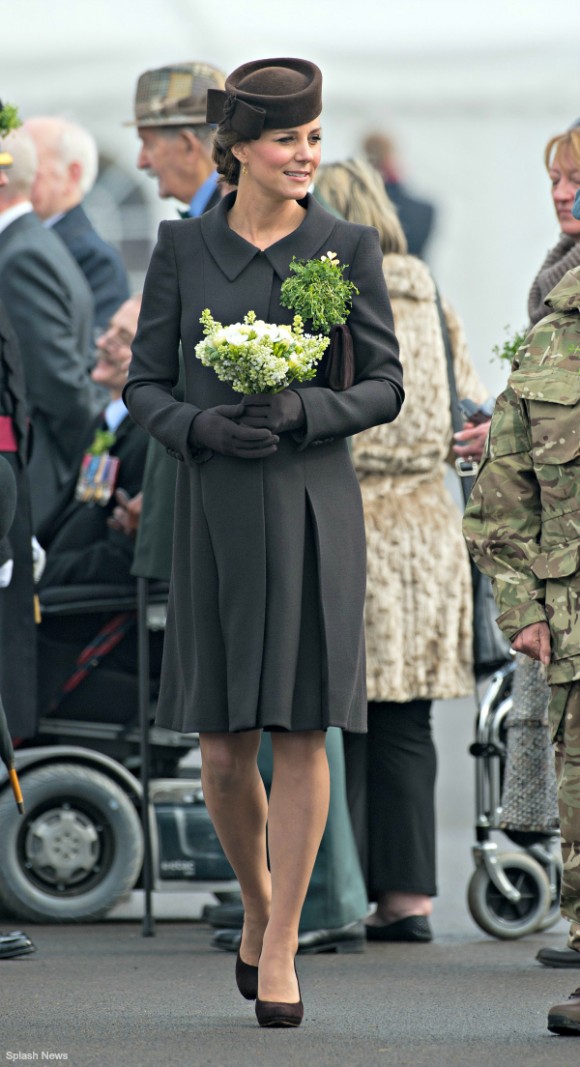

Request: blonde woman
left=315, top=159, right=490, bottom=941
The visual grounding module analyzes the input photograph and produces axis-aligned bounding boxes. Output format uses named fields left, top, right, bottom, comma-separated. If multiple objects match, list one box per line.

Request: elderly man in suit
left=0, top=128, right=98, bottom=529
left=24, top=117, right=130, bottom=335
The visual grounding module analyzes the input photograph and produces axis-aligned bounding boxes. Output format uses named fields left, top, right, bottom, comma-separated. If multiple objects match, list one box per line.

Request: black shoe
left=235, top=949, right=259, bottom=1000
left=202, top=895, right=243, bottom=926
left=365, top=915, right=433, bottom=943
left=255, top=967, right=304, bottom=1029
left=0, top=932, right=35, bottom=959
left=205, top=902, right=244, bottom=929
left=296, top=920, right=365, bottom=954
left=213, top=920, right=366, bottom=955
left=536, top=946, right=580, bottom=968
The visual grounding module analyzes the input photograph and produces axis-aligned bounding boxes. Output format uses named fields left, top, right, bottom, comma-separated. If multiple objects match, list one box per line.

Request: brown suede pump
left=235, top=950, right=259, bottom=1000
left=255, top=969, right=304, bottom=1028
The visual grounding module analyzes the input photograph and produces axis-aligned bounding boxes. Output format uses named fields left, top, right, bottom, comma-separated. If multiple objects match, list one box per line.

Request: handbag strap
left=434, top=288, right=473, bottom=506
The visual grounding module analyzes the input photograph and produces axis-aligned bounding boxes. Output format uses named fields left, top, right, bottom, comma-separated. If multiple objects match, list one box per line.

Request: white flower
left=196, top=308, right=330, bottom=395
left=320, top=250, right=339, bottom=265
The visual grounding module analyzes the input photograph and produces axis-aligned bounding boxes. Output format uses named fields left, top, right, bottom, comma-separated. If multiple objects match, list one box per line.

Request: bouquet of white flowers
left=195, top=308, right=329, bottom=395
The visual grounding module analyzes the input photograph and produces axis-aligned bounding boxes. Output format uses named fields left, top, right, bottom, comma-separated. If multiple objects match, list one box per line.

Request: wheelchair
left=467, top=658, right=562, bottom=939
left=0, top=580, right=238, bottom=924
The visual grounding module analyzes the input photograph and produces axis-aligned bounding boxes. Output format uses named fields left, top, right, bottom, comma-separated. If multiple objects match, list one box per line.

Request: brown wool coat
left=352, top=253, right=488, bottom=704
left=124, top=193, right=404, bottom=733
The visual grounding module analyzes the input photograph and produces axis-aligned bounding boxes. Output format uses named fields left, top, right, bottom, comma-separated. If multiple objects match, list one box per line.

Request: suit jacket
left=0, top=212, right=99, bottom=529
left=39, top=413, right=149, bottom=589
left=53, top=204, right=130, bottom=332
left=125, top=191, right=404, bottom=734
left=0, top=300, right=36, bottom=738
left=385, top=181, right=436, bottom=260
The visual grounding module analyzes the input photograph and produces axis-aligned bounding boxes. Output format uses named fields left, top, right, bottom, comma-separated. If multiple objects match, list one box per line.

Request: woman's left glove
left=230, top=389, right=305, bottom=434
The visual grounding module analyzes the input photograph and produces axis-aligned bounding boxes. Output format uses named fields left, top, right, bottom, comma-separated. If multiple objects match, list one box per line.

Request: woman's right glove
left=189, top=407, right=279, bottom=459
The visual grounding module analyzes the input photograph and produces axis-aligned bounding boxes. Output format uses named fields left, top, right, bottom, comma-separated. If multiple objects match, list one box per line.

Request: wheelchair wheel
left=0, top=762, right=144, bottom=922
left=467, top=851, right=552, bottom=939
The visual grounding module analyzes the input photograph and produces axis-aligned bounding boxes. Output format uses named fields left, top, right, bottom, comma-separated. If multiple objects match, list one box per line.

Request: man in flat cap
left=117, top=60, right=227, bottom=580
left=128, top=61, right=225, bottom=215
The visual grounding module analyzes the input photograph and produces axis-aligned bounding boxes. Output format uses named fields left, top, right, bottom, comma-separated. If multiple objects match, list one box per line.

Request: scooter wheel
left=0, top=762, right=143, bottom=922
left=467, top=851, right=552, bottom=940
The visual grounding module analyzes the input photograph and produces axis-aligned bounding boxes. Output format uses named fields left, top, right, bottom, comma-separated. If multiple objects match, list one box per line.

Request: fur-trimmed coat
left=352, top=254, right=488, bottom=703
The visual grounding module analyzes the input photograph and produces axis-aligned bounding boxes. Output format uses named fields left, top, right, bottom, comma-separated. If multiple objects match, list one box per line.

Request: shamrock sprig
left=87, top=428, right=116, bottom=455
left=0, top=101, right=21, bottom=139
left=280, top=251, right=359, bottom=334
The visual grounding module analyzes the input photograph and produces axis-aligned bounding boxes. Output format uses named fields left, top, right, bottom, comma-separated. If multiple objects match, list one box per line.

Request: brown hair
left=212, top=125, right=247, bottom=186
left=315, top=158, right=407, bottom=255
left=544, top=129, right=580, bottom=171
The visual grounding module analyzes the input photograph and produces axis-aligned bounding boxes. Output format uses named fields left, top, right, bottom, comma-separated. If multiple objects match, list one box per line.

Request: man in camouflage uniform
left=463, top=263, right=580, bottom=1035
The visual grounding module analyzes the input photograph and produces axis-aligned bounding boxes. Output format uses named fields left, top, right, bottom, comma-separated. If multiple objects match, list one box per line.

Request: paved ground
left=2, top=697, right=578, bottom=1067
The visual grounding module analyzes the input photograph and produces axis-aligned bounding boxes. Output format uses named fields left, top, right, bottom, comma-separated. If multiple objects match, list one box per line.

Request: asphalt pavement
left=2, top=697, right=579, bottom=1067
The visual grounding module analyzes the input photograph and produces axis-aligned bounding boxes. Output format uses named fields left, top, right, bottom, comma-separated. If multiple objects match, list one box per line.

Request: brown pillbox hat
left=206, top=57, right=322, bottom=139
left=126, top=61, right=225, bottom=127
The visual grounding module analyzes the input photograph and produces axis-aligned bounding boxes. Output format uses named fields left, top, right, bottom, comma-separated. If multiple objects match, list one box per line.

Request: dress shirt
left=104, top=397, right=128, bottom=433
left=188, top=171, right=219, bottom=218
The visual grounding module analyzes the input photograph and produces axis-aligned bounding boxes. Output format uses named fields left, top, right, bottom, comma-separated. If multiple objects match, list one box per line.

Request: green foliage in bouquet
left=280, top=251, right=359, bottom=334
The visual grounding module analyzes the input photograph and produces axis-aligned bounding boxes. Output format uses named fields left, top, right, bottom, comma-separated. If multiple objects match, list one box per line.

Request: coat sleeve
left=123, top=223, right=200, bottom=463
left=462, top=385, right=547, bottom=639
left=296, top=227, right=404, bottom=448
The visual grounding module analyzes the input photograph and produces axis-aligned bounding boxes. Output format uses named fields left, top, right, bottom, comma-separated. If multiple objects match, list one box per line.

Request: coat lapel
left=200, top=191, right=338, bottom=282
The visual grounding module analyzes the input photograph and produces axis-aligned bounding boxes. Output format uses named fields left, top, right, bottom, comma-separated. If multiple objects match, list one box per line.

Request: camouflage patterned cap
left=126, top=61, right=225, bottom=127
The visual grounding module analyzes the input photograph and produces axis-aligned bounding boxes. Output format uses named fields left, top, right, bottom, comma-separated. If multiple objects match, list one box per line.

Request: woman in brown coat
left=125, top=61, right=403, bottom=1025
left=316, top=160, right=489, bottom=942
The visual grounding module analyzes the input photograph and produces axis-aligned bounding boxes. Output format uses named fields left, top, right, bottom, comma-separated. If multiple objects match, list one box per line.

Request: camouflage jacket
left=463, top=266, right=580, bottom=685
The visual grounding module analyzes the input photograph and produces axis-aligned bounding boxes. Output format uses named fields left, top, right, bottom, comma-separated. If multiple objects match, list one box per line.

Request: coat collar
left=199, top=190, right=337, bottom=281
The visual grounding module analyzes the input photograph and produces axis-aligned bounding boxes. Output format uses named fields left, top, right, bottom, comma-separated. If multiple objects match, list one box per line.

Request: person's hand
left=108, top=489, right=142, bottom=537
left=227, top=390, right=305, bottom=434
left=511, top=621, right=551, bottom=665
left=452, top=419, right=491, bottom=463
left=190, top=407, right=279, bottom=459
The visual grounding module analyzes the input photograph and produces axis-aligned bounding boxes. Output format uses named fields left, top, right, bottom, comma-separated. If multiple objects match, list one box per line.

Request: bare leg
left=259, top=730, right=330, bottom=1003
left=199, top=731, right=271, bottom=966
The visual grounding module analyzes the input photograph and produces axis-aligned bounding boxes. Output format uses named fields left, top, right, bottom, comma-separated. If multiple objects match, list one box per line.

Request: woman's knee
left=200, top=732, right=260, bottom=791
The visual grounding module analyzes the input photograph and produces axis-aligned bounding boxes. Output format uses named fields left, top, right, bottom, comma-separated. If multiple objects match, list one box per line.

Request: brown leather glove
left=230, top=389, right=305, bottom=434
left=190, top=407, right=279, bottom=459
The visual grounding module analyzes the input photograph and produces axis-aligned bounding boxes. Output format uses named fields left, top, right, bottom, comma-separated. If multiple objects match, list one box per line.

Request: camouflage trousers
left=551, top=681, right=580, bottom=948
